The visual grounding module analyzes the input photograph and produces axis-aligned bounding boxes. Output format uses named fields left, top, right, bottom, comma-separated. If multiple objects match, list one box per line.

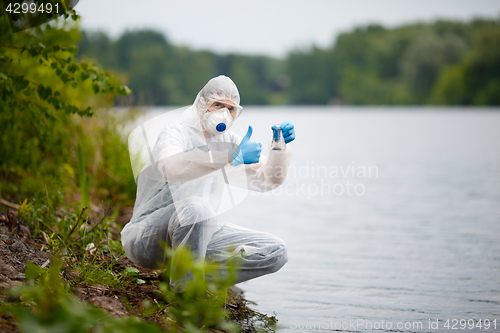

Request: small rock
left=65, top=270, right=79, bottom=279
left=0, top=264, right=17, bottom=279
left=87, top=296, right=128, bottom=317
left=10, top=240, right=27, bottom=253
left=6, top=210, right=18, bottom=231
left=18, top=225, right=31, bottom=240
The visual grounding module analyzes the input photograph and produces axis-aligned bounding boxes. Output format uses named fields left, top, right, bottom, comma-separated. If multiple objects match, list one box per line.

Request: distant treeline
left=78, top=18, right=500, bottom=106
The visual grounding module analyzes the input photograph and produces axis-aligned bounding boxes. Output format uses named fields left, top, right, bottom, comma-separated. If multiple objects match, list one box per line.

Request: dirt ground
left=0, top=210, right=272, bottom=333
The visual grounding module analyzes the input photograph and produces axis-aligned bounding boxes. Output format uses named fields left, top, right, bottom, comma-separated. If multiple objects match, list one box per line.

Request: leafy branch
left=0, top=42, right=130, bottom=119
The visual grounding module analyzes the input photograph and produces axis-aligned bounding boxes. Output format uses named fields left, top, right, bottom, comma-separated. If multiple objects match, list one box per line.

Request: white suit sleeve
left=224, top=132, right=292, bottom=192
left=154, top=126, right=232, bottom=183
left=158, top=149, right=231, bottom=183
left=244, top=147, right=292, bottom=192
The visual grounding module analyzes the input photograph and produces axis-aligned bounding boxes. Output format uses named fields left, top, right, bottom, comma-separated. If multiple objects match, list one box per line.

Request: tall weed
left=159, top=246, right=241, bottom=333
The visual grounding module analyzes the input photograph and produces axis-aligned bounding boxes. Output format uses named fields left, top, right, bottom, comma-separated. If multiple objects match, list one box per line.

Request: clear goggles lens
left=207, top=99, right=243, bottom=117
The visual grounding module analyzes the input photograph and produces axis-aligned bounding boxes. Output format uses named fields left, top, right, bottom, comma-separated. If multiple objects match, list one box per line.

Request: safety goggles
left=207, top=98, right=243, bottom=118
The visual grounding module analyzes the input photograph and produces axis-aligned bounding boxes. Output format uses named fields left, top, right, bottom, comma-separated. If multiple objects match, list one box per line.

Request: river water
left=135, top=107, right=500, bottom=332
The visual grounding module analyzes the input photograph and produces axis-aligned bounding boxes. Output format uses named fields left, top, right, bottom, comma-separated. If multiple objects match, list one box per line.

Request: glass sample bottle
left=271, top=124, right=286, bottom=150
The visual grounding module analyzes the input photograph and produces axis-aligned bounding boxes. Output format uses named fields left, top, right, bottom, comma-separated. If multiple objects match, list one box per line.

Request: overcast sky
left=75, top=0, right=500, bottom=58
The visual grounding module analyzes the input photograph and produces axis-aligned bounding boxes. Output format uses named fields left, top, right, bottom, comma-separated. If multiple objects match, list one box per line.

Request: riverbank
left=0, top=201, right=277, bottom=333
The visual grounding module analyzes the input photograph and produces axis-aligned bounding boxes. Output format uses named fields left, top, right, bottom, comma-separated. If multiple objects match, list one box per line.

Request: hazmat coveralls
left=121, top=76, right=292, bottom=284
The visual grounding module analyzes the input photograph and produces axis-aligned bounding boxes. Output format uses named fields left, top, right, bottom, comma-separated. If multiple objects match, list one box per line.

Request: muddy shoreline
left=0, top=208, right=276, bottom=332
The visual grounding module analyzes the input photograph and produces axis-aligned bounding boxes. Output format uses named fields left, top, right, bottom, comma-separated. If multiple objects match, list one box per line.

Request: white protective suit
left=121, top=76, right=292, bottom=284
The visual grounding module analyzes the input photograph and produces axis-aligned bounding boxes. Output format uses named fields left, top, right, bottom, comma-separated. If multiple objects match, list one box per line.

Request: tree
left=287, top=47, right=334, bottom=104
left=0, top=7, right=130, bottom=198
left=432, top=27, right=500, bottom=105
left=401, top=33, right=466, bottom=101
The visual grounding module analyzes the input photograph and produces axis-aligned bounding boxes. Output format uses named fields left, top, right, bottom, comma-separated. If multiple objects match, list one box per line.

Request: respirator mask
left=201, top=108, right=234, bottom=135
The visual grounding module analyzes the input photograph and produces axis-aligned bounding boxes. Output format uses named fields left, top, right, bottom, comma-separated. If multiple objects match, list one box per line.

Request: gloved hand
left=230, top=126, right=262, bottom=166
left=273, top=121, right=295, bottom=144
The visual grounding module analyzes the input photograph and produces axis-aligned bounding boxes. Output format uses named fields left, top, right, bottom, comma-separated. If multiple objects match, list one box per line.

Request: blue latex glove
left=230, top=126, right=262, bottom=166
left=274, top=121, right=295, bottom=144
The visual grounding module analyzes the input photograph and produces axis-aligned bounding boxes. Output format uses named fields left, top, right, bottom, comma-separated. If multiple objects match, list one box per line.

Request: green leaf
left=122, top=267, right=139, bottom=278
left=47, top=96, right=60, bottom=109
left=61, top=73, right=70, bottom=83
left=25, top=262, right=43, bottom=280
left=5, top=78, right=13, bottom=92
left=62, top=104, right=78, bottom=114
left=121, top=86, right=132, bottom=96
left=77, top=106, right=94, bottom=117
left=37, top=84, right=52, bottom=99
